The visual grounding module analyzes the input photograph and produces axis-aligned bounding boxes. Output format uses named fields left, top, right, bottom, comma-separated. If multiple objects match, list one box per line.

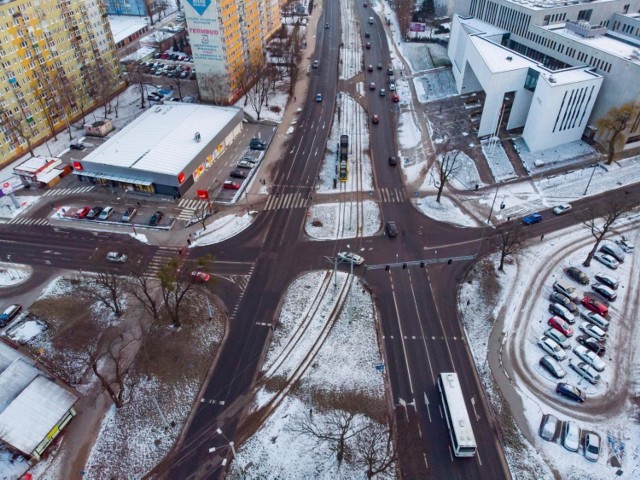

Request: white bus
left=437, top=372, right=477, bottom=457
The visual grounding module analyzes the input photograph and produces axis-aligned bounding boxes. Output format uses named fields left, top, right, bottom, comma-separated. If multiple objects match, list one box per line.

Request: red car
left=223, top=181, right=240, bottom=190
left=191, top=271, right=211, bottom=282
left=392, top=93, right=400, bottom=102
left=160, top=52, right=169, bottom=59
left=581, top=296, right=608, bottom=316
left=548, top=316, right=573, bottom=337
left=75, top=206, right=91, bottom=218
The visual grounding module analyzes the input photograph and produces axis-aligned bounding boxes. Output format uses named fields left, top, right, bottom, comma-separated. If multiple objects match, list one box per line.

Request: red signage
left=196, top=189, right=209, bottom=200
left=177, top=172, right=186, bottom=184
left=72, top=161, right=83, bottom=171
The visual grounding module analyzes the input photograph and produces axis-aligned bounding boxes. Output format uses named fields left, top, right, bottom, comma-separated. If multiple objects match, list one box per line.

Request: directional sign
left=375, top=363, right=385, bottom=371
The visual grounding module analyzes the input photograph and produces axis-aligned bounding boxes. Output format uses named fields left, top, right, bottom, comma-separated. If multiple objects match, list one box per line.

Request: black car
left=86, top=206, right=103, bottom=219
left=576, top=335, right=606, bottom=357
left=388, top=156, right=397, bottom=166
left=70, top=143, right=85, bottom=150
left=565, top=266, right=589, bottom=285
left=556, top=382, right=586, bottom=403
left=594, top=273, right=619, bottom=290
left=149, top=211, right=164, bottom=226
left=376, top=62, right=383, bottom=70
left=250, top=138, right=267, bottom=150
left=229, top=170, right=247, bottom=179
left=365, top=31, right=371, bottom=38
left=386, top=221, right=398, bottom=237
left=549, top=292, right=577, bottom=312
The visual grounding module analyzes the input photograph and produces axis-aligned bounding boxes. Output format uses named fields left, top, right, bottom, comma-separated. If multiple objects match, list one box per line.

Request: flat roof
left=550, top=26, right=640, bottom=64
left=108, top=15, right=148, bottom=44
left=459, top=16, right=508, bottom=38
left=80, top=104, right=242, bottom=176
left=470, top=36, right=534, bottom=72
left=14, top=156, right=60, bottom=173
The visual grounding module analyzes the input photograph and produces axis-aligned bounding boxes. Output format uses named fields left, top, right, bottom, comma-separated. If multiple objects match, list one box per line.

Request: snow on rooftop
left=553, top=27, right=640, bottom=63
left=121, top=46, right=156, bottom=63
left=538, top=66, right=602, bottom=85
left=470, top=36, right=535, bottom=72
left=0, top=376, right=78, bottom=454
left=81, top=104, right=242, bottom=176
left=108, top=15, right=148, bottom=44
left=459, top=16, right=509, bottom=37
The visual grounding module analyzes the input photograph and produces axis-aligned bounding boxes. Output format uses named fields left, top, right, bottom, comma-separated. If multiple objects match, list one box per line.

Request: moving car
left=121, top=207, right=137, bottom=223
left=229, top=170, right=247, bottom=179
left=592, top=252, right=619, bottom=270
left=561, top=422, right=580, bottom=452
left=555, top=382, right=586, bottom=403
left=573, top=345, right=606, bottom=372
left=98, top=206, right=114, bottom=220
left=337, top=252, right=365, bottom=266
left=0, top=304, right=22, bottom=327
left=379, top=88, right=386, bottom=96
left=569, top=360, right=601, bottom=385
left=106, top=252, right=127, bottom=263
left=86, top=206, right=103, bottom=220
left=149, top=211, right=164, bottom=226
left=223, top=181, right=240, bottom=190
left=315, top=93, right=322, bottom=102
left=368, top=64, right=374, bottom=72
left=584, top=432, right=601, bottom=462
left=576, top=334, right=606, bottom=357
left=75, top=206, right=91, bottom=219
left=565, top=266, right=589, bottom=285
left=312, top=60, right=320, bottom=69
left=386, top=221, right=398, bottom=237
left=392, top=93, right=400, bottom=102
left=591, top=283, right=617, bottom=301
left=376, top=62, right=382, bottom=70
left=366, top=42, right=371, bottom=49
left=371, top=114, right=379, bottom=124
left=548, top=303, right=575, bottom=324
left=365, top=31, right=371, bottom=38
left=549, top=292, right=577, bottom=312
left=547, top=316, right=573, bottom=337
left=553, top=281, right=578, bottom=302
left=581, top=296, right=608, bottom=316
left=544, top=328, right=571, bottom=349
left=614, top=237, right=634, bottom=253
left=594, top=273, right=619, bottom=290
left=553, top=203, right=572, bottom=215
left=192, top=271, right=211, bottom=282
left=70, top=143, right=85, bottom=150
left=249, top=138, right=266, bottom=150
left=369, top=82, right=376, bottom=90
left=237, top=160, right=254, bottom=169
left=579, top=322, right=607, bottom=342
left=539, top=355, right=566, bottom=379
left=522, top=212, right=542, bottom=225
left=599, top=243, right=625, bottom=263
left=388, top=156, right=397, bottom=166
left=537, top=336, right=566, bottom=361
left=325, top=22, right=330, bottom=29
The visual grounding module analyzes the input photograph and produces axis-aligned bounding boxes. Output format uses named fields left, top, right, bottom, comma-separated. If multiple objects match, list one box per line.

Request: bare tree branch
left=580, top=200, right=634, bottom=266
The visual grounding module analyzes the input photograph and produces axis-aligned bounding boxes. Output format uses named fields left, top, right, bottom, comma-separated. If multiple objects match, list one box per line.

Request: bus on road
left=437, top=372, right=477, bottom=457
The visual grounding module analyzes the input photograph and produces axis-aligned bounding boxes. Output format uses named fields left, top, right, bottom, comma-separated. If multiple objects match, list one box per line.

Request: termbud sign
left=185, top=0, right=224, bottom=71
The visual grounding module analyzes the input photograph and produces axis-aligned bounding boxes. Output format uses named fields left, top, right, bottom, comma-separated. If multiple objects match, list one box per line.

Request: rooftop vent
left=506, top=56, right=513, bottom=61
left=548, top=76, right=557, bottom=83
left=194, top=132, right=201, bottom=142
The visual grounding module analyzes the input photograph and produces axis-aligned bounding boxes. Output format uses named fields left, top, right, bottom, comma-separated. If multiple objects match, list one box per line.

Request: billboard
left=1, top=177, right=24, bottom=196
left=409, top=22, right=427, bottom=32
left=184, top=0, right=225, bottom=73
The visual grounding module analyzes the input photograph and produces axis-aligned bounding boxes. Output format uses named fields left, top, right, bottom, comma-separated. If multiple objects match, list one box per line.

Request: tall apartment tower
left=0, top=0, right=123, bottom=165
left=184, top=0, right=282, bottom=104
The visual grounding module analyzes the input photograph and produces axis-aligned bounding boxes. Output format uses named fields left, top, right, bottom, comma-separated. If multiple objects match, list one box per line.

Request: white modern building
left=450, top=0, right=640, bottom=151
left=72, top=103, right=244, bottom=197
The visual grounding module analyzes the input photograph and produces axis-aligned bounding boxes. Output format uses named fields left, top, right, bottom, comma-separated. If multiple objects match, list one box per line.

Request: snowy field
left=413, top=69, right=458, bottom=103
left=514, top=138, right=599, bottom=174
left=339, top=0, right=363, bottom=81
left=305, top=200, right=381, bottom=240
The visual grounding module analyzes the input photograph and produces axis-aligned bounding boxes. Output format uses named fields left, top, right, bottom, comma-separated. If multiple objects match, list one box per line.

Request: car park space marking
left=41, top=186, right=95, bottom=196
left=7, top=217, right=50, bottom=226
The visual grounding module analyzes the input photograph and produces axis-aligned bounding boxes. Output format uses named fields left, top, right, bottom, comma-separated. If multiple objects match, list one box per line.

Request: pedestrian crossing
left=5, top=217, right=50, bottom=226
left=178, top=198, right=209, bottom=221
left=145, top=246, right=179, bottom=277
left=41, top=186, right=94, bottom=197
left=379, top=187, right=406, bottom=203
left=264, top=192, right=308, bottom=211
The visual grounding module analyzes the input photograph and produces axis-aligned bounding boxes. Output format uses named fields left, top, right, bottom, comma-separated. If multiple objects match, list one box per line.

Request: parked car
left=539, top=355, right=566, bottom=379
left=555, top=382, right=586, bottom=403
left=553, top=281, right=578, bottom=302
left=548, top=303, right=575, bottom=324
left=566, top=266, right=589, bottom=285
left=544, top=328, right=571, bottom=349
left=591, top=283, right=617, bottom=301
left=539, top=414, right=560, bottom=442
left=249, top=138, right=267, bottom=150
left=579, top=322, right=607, bottom=342
left=149, top=211, right=164, bottom=226
left=548, top=316, right=574, bottom=337
left=98, top=206, right=114, bottom=220
left=315, top=93, right=322, bottom=102
left=614, top=237, right=634, bottom=253
left=106, top=252, right=127, bottom=263
left=241, top=156, right=258, bottom=165
left=75, top=206, right=91, bottom=219
left=594, top=273, right=619, bottom=290
left=576, top=334, right=606, bottom=356
left=581, top=311, right=609, bottom=330
left=561, top=421, right=581, bottom=452
left=387, top=67, right=394, bottom=75
left=581, top=296, right=608, bottom=316
left=0, top=304, right=22, bottom=327
left=599, top=243, right=625, bottom=263
left=386, top=221, right=398, bottom=237
left=191, top=271, right=211, bottom=282
left=549, top=292, right=577, bottom=312
left=537, top=336, right=566, bottom=361
left=121, top=207, right=137, bottom=222
left=522, top=212, right=542, bottom=225
left=182, top=95, right=195, bottom=103
left=86, top=206, right=103, bottom=220
left=337, top=252, right=365, bottom=266
left=569, top=360, right=601, bottom=384
left=229, top=170, right=247, bottom=179
left=553, top=203, right=572, bottom=215
left=593, top=252, right=619, bottom=270
left=392, top=93, right=400, bottom=102
left=313, top=59, right=320, bottom=69
left=70, top=143, right=85, bottom=150
left=371, top=114, right=379, bottom=124
left=389, top=82, right=396, bottom=91
left=584, top=432, right=601, bottom=462
left=237, top=160, right=254, bottom=169
left=573, top=345, right=606, bottom=372
left=223, top=181, right=240, bottom=190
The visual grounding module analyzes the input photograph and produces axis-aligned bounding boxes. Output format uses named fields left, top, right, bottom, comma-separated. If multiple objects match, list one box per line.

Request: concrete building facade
left=0, top=0, right=123, bottom=165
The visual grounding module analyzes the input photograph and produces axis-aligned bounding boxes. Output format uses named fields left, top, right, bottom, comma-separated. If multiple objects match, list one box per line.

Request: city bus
left=437, top=372, right=477, bottom=457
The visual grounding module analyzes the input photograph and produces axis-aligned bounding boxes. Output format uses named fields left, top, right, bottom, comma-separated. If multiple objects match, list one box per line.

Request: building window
left=577, top=9, right=592, bottom=22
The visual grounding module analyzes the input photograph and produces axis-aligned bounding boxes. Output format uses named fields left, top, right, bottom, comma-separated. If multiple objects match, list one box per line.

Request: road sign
left=197, top=189, right=209, bottom=200
left=375, top=364, right=385, bottom=371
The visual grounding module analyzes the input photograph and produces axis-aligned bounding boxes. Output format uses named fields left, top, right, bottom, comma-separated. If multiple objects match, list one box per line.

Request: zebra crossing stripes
left=6, top=217, right=50, bottom=226
left=41, top=186, right=94, bottom=196
left=379, top=188, right=406, bottom=203
left=178, top=198, right=209, bottom=210
left=264, top=192, right=308, bottom=211
left=178, top=208, right=196, bottom=221
left=145, top=246, right=179, bottom=277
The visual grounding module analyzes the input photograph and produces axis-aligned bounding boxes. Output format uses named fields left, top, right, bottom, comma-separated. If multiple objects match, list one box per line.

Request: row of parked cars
left=539, top=414, right=601, bottom=462
left=222, top=138, right=267, bottom=190
left=536, top=238, right=633, bottom=399
left=74, top=206, right=164, bottom=226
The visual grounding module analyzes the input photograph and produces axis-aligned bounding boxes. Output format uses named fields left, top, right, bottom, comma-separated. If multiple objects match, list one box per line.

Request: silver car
left=579, top=322, right=607, bottom=342
left=584, top=432, right=601, bottom=462
left=573, top=345, right=605, bottom=372
left=593, top=252, right=619, bottom=270
left=561, top=421, right=580, bottom=452
left=537, top=336, right=567, bottom=361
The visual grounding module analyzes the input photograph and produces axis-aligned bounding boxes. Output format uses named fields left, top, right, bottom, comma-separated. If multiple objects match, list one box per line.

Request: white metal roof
left=80, top=104, right=241, bottom=176
left=0, top=359, right=39, bottom=413
left=0, top=340, right=33, bottom=372
left=0, top=376, right=78, bottom=455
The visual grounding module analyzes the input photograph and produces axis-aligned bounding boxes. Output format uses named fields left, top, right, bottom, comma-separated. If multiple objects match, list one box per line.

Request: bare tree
left=396, top=0, right=413, bottom=38
left=353, top=420, right=397, bottom=479
left=157, top=0, right=170, bottom=18
left=0, top=107, right=35, bottom=157
left=126, top=62, right=147, bottom=109
left=200, top=72, right=230, bottom=105
left=126, top=266, right=161, bottom=321
left=281, top=23, right=304, bottom=95
left=77, top=271, right=126, bottom=318
left=434, top=149, right=462, bottom=203
left=493, top=220, right=525, bottom=271
left=581, top=201, right=633, bottom=267
left=246, top=60, right=277, bottom=120
left=144, top=0, right=157, bottom=25
left=597, top=103, right=640, bottom=164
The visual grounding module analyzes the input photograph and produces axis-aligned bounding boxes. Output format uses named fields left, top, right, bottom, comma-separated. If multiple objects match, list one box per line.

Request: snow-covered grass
left=414, top=194, right=481, bottom=227
left=514, top=138, right=598, bottom=174
left=412, top=69, right=457, bottom=103
left=190, top=212, right=255, bottom=246
left=305, top=200, right=381, bottom=240
left=398, top=110, right=422, bottom=150
left=0, top=262, right=31, bottom=287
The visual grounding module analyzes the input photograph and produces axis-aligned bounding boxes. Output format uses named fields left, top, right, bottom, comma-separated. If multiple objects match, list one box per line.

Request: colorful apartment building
left=184, top=0, right=282, bottom=103
left=0, top=0, right=123, bottom=165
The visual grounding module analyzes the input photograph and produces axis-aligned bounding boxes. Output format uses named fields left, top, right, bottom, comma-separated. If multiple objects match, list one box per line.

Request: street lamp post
left=6, top=255, right=15, bottom=280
